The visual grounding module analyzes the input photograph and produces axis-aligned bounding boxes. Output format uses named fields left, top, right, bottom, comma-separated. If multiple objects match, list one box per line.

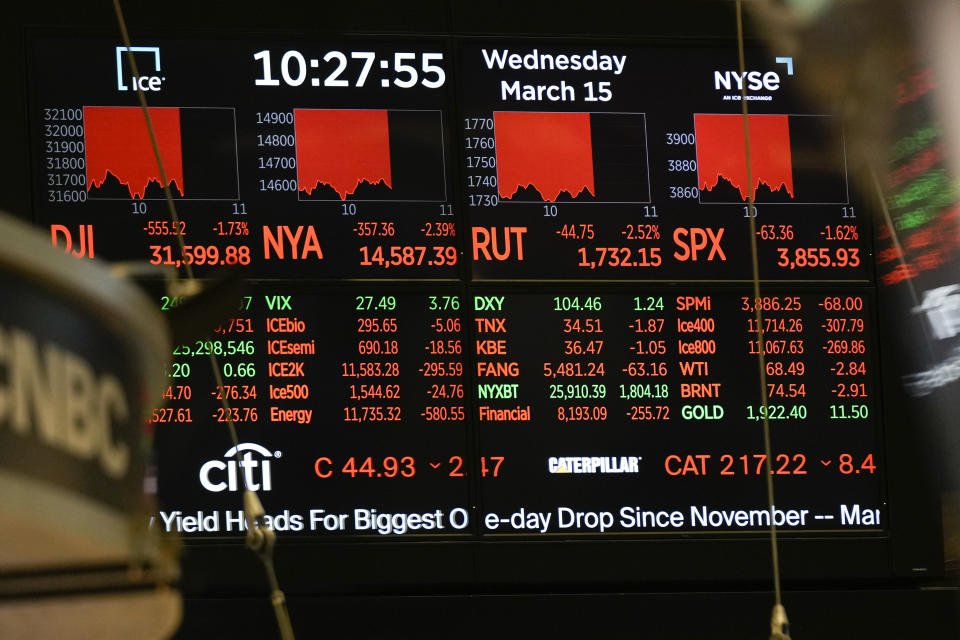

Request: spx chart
left=694, top=113, right=849, bottom=204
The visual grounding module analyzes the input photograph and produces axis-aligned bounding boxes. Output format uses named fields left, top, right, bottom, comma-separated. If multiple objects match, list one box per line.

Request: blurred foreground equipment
left=0, top=212, right=180, bottom=639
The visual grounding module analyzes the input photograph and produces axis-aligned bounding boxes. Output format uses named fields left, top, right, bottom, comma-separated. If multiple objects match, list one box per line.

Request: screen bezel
left=16, top=22, right=944, bottom=596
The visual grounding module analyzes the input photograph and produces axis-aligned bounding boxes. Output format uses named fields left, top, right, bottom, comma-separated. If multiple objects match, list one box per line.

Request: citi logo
left=115, top=46, right=165, bottom=92
left=199, top=443, right=280, bottom=493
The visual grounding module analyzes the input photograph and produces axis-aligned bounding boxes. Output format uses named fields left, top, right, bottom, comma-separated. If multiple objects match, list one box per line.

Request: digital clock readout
left=253, top=50, right=446, bottom=89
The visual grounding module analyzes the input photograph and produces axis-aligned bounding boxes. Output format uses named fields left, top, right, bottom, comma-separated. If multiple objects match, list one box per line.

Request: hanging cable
left=735, top=2, right=790, bottom=638
left=110, top=2, right=295, bottom=637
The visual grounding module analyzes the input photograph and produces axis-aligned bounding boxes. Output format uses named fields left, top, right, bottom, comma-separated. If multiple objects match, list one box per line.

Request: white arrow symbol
left=775, top=56, right=794, bottom=75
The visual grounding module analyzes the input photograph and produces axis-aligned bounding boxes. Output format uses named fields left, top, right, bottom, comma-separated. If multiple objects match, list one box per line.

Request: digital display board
left=458, top=43, right=865, bottom=281
left=31, top=37, right=459, bottom=279
left=26, top=35, right=887, bottom=562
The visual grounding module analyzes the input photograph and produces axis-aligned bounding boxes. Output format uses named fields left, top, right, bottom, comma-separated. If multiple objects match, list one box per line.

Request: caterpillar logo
left=0, top=323, right=130, bottom=478
left=199, top=442, right=280, bottom=492
left=548, top=456, right=641, bottom=474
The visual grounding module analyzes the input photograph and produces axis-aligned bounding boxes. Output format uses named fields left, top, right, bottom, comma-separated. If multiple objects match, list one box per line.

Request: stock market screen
left=27, top=35, right=883, bottom=548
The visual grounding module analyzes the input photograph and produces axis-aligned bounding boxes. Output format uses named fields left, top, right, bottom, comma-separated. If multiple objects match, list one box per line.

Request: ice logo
left=115, top=46, right=164, bottom=91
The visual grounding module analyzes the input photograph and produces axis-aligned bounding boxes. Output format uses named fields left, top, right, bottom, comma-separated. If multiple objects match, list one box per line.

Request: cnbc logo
left=199, top=443, right=280, bottom=492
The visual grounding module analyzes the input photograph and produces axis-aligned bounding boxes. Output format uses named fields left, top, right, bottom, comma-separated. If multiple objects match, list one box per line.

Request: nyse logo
left=713, top=57, right=793, bottom=93
left=199, top=443, right=280, bottom=492
left=115, top=46, right=165, bottom=92
left=713, top=69, right=781, bottom=92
